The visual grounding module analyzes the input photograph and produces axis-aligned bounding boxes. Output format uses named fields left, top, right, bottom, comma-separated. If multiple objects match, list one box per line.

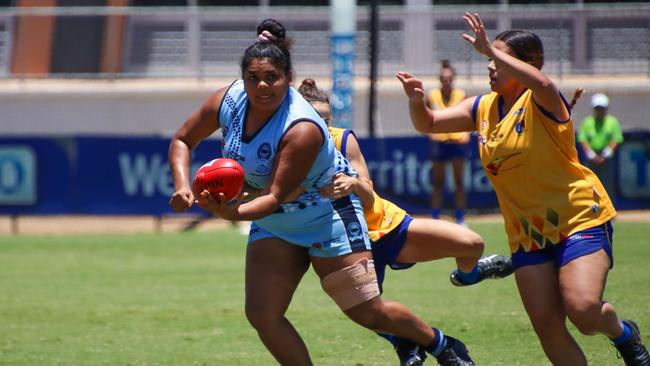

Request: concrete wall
left=1, top=77, right=648, bottom=137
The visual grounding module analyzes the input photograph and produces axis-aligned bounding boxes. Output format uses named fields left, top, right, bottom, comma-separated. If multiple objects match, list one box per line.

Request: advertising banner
left=1, top=133, right=649, bottom=215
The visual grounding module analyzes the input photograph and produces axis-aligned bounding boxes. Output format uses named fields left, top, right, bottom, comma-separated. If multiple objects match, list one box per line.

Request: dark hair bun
left=441, top=59, right=451, bottom=68
left=301, top=78, right=317, bottom=88
left=256, top=18, right=291, bottom=51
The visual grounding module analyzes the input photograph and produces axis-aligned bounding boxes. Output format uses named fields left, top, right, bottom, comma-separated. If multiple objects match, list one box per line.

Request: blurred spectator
left=578, top=93, right=623, bottom=201
left=426, top=60, right=468, bottom=225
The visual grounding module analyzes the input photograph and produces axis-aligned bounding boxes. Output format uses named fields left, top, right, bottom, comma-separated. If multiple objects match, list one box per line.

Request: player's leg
left=311, top=251, right=475, bottom=365
left=370, top=223, right=428, bottom=365
left=318, top=195, right=474, bottom=365
left=515, top=262, right=588, bottom=366
left=394, top=217, right=512, bottom=286
left=312, top=251, right=433, bottom=345
left=450, top=156, right=466, bottom=225
left=558, top=223, right=649, bottom=365
left=396, top=216, right=482, bottom=272
left=559, top=250, right=619, bottom=337
left=245, top=235, right=312, bottom=365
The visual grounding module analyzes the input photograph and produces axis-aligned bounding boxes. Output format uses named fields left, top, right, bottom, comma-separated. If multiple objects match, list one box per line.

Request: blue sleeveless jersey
left=218, top=80, right=368, bottom=256
left=220, top=80, right=340, bottom=192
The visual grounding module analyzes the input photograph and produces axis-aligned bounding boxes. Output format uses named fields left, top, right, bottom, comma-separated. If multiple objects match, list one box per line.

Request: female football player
left=426, top=60, right=469, bottom=224
left=297, top=77, right=512, bottom=366
left=397, top=12, right=649, bottom=366
left=169, top=19, right=474, bottom=366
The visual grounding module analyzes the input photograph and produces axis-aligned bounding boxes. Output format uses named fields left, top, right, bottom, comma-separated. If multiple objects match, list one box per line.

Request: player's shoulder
left=475, top=92, right=498, bottom=108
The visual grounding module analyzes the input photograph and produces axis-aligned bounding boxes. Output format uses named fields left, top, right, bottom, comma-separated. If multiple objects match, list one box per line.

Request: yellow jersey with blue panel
left=427, top=88, right=469, bottom=143
left=473, top=90, right=616, bottom=254
left=328, top=126, right=407, bottom=242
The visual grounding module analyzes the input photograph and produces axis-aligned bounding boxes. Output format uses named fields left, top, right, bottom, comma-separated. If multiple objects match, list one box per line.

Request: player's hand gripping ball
left=192, top=158, right=245, bottom=202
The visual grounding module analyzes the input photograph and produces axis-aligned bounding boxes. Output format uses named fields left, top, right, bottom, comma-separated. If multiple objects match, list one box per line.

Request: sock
left=455, top=209, right=465, bottom=224
left=425, top=328, right=447, bottom=357
left=431, top=208, right=441, bottom=219
left=455, top=265, right=481, bottom=284
left=611, top=322, right=632, bottom=345
left=377, top=332, right=399, bottom=347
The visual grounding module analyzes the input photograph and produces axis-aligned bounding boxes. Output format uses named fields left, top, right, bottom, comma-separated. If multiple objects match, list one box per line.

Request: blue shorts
left=511, top=222, right=614, bottom=270
left=248, top=194, right=371, bottom=258
left=430, top=141, right=469, bottom=162
left=371, top=214, right=415, bottom=292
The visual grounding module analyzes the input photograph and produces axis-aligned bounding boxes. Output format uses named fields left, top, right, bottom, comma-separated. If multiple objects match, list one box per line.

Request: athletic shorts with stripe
left=248, top=194, right=372, bottom=258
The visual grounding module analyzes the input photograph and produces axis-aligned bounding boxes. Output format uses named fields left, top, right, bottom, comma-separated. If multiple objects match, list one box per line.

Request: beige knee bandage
left=321, top=258, right=381, bottom=310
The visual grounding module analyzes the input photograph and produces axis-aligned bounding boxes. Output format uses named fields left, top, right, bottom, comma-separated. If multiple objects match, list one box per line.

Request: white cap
left=591, top=93, right=609, bottom=108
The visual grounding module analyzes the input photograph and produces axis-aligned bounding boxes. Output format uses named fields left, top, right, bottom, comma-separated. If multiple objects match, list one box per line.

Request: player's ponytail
left=298, top=78, right=330, bottom=104
left=441, top=59, right=456, bottom=75
left=256, top=19, right=292, bottom=51
left=241, top=19, right=293, bottom=77
left=569, top=88, right=584, bottom=110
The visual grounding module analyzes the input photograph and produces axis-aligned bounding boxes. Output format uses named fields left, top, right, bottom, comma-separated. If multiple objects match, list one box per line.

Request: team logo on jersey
left=347, top=222, right=364, bottom=243
left=513, top=108, right=525, bottom=116
left=481, top=119, right=487, bottom=131
left=254, top=142, right=273, bottom=175
left=257, top=143, right=272, bottom=159
left=486, top=152, right=522, bottom=175
left=515, top=119, right=526, bottom=135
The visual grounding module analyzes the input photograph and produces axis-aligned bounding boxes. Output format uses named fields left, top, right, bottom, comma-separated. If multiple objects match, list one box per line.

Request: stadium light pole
left=368, top=0, right=378, bottom=138
left=330, top=0, right=356, bottom=130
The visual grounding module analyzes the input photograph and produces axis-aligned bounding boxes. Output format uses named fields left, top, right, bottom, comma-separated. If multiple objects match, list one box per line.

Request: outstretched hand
left=396, top=71, right=425, bottom=102
left=169, top=188, right=194, bottom=212
left=462, top=12, right=492, bottom=57
left=196, top=189, right=249, bottom=221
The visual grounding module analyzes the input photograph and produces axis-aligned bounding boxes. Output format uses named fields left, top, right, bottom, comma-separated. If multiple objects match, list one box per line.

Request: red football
left=192, top=158, right=245, bottom=201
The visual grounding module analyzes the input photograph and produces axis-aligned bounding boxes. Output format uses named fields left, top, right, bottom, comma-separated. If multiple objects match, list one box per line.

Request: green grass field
left=1, top=222, right=648, bottom=365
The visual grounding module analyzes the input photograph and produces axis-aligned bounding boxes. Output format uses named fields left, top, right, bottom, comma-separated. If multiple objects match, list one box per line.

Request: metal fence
left=1, top=4, right=649, bottom=78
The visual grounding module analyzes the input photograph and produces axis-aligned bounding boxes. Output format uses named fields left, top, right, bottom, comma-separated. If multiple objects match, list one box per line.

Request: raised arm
left=397, top=71, right=477, bottom=134
left=462, top=12, right=569, bottom=121
left=168, top=87, right=227, bottom=212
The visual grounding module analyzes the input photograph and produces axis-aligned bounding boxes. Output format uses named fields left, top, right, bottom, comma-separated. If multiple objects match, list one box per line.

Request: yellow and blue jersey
left=427, top=88, right=469, bottom=143
left=329, top=126, right=407, bottom=243
left=473, top=90, right=616, bottom=254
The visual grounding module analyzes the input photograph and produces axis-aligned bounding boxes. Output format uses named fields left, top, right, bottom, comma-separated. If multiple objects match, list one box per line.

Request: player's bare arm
left=168, top=87, right=228, bottom=212
left=339, top=133, right=375, bottom=209
left=397, top=72, right=477, bottom=135
left=463, top=12, right=568, bottom=121
left=230, top=121, right=322, bottom=221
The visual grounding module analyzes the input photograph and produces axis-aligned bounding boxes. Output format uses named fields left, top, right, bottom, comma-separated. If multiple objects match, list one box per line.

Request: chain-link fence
left=2, top=3, right=649, bottom=78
